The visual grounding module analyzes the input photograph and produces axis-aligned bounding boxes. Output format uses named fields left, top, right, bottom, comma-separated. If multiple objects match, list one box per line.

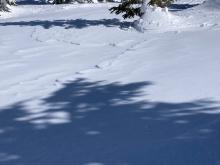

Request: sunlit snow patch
left=135, top=5, right=181, bottom=32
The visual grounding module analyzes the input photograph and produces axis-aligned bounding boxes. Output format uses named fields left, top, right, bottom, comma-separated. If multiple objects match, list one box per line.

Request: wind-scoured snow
left=0, top=0, right=220, bottom=165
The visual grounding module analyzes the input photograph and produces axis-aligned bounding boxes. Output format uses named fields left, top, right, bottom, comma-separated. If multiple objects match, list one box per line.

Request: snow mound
left=135, top=5, right=180, bottom=32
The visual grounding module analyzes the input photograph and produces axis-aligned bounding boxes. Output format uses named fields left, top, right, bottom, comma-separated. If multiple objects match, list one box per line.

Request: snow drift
left=135, top=2, right=180, bottom=31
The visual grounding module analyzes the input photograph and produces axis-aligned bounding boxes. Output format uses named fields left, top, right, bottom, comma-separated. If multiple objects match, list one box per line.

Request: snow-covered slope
left=0, top=1, right=220, bottom=165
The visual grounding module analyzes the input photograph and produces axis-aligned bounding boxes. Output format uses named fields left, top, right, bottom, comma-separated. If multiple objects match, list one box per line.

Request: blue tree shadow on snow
left=16, top=0, right=47, bottom=5
left=169, top=3, right=200, bottom=11
left=0, top=78, right=220, bottom=165
left=0, top=18, right=132, bottom=29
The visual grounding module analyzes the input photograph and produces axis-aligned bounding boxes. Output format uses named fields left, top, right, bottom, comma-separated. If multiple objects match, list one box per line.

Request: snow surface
left=135, top=5, right=181, bottom=31
left=204, top=0, right=220, bottom=8
left=0, top=0, right=220, bottom=165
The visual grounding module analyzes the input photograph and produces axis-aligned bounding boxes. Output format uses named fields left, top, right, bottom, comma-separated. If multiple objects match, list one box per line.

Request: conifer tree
left=0, top=0, right=16, bottom=12
left=6, top=0, right=16, bottom=5
left=110, top=0, right=174, bottom=19
left=0, top=0, right=8, bottom=11
left=148, top=0, right=173, bottom=8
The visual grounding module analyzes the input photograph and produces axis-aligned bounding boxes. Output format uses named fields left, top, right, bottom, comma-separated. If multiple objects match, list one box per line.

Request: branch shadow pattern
left=0, top=18, right=133, bottom=29
left=0, top=78, right=220, bottom=165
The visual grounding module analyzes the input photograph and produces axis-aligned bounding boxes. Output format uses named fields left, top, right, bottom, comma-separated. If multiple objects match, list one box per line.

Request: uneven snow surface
left=0, top=0, right=220, bottom=165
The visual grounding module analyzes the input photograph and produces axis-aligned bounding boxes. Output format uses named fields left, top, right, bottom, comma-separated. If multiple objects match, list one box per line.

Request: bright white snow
left=0, top=0, right=220, bottom=165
